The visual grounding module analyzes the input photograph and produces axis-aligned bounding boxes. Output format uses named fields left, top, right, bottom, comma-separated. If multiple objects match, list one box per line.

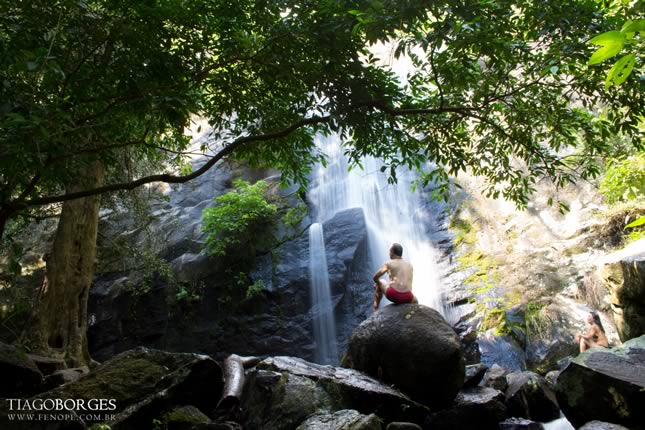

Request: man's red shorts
left=385, top=287, right=414, bottom=304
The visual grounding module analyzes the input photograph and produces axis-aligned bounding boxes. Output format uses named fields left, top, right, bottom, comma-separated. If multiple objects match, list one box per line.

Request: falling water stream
left=308, top=222, right=339, bottom=365
left=306, top=42, right=445, bottom=363
left=307, top=133, right=446, bottom=363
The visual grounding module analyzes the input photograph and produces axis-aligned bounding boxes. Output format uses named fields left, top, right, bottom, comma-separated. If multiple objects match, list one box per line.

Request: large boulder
left=504, top=371, right=559, bottom=422
left=423, top=387, right=507, bottom=430
left=345, top=304, right=464, bottom=407
left=240, top=356, right=430, bottom=429
left=0, top=341, right=44, bottom=397
left=296, top=410, right=381, bottom=430
left=555, top=335, right=645, bottom=429
left=0, top=348, right=223, bottom=430
left=582, top=239, right=645, bottom=341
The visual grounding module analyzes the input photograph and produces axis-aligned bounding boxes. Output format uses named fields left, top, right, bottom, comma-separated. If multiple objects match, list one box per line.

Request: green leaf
left=589, top=30, right=625, bottom=46
left=621, top=19, right=645, bottom=33
left=588, top=43, right=624, bottom=65
left=625, top=215, right=645, bottom=229
left=605, top=54, right=636, bottom=89
left=588, top=30, right=625, bottom=65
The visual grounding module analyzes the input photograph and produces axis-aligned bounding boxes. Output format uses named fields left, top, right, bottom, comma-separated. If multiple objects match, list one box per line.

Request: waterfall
left=309, top=134, right=445, bottom=313
left=308, top=222, right=339, bottom=364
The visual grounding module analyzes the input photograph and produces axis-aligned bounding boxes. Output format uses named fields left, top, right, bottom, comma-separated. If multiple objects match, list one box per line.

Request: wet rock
left=505, top=371, right=559, bottom=422
left=163, top=405, right=211, bottom=430
left=464, top=363, right=488, bottom=388
left=345, top=304, right=464, bottom=407
left=555, top=335, right=645, bottom=429
left=499, top=417, right=544, bottom=429
left=578, top=421, right=630, bottom=430
left=478, top=330, right=526, bottom=372
left=240, top=356, right=429, bottom=429
left=296, top=409, right=381, bottom=430
left=482, top=364, right=508, bottom=392
left=0, top=341, right=44, bottom=397
left=582, top=239, right=645, bottom=342
left=424, top=387, right=507, bottom=430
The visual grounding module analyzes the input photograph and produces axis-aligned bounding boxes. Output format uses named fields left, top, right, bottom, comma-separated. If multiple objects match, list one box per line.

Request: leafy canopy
left=0, top=0, right=643, bottom=229
left=202, top=179, right=277, bottom=256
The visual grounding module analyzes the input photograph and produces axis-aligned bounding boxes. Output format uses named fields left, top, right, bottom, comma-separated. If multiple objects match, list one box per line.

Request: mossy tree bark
left=29, top=161, right=105, bottom=367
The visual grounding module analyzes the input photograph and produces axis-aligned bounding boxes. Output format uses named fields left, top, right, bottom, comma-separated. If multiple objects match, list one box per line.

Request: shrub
left=599, top=152, right=645, bottom=204
left=202, top=179, right=277, bottom=256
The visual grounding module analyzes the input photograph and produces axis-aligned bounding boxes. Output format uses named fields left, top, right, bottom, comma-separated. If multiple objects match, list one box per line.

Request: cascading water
left=308, top=222, right=339, bottom=365
left=306, top=42, right=446, bottom=363
left=309, top=134, right=446, bottom=313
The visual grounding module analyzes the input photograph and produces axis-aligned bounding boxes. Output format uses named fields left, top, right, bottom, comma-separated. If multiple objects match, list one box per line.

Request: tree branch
left=19, top=115, right=331, bottom=208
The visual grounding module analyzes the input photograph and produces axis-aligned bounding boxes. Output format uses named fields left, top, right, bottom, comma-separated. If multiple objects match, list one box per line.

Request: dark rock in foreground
left=555, top=335, right=645, bottom=430
left=345, top=304, right=464, bottom=406
left=464, top=363, right=488, bottom=388
left=505, top=371, right=559, bottom=422
left=296, top=409, right=381, bottom=429
left=482, top=363, right=508, bottom=392
left=0, top=348, right=223, bottom=430
left=0, top=341, right=44, bottom=397
left=578, top=421, right=630, bottom=430
left=423, top=387, right=507, bottom=430
left=240, top=356, right=429, bottom=429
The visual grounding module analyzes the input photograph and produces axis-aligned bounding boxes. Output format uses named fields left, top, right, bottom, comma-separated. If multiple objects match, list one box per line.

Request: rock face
left=0, top=348, right=223, bottom=430
left=0, top=341, right=44, bottom=397
left=504, top=371, right=559, bottom=422
left=555, top=335, right=645, bottom=429
left=582, top=239, right=645, bottom=341
left=240, top=356, right=429, bottom=429
left=89, top=205, right=372, bottom=363
left=345, top=304, right=465, bottom=406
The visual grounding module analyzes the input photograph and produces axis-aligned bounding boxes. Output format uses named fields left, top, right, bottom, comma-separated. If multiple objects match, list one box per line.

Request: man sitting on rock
left=372, top=243, right=417, bottom=311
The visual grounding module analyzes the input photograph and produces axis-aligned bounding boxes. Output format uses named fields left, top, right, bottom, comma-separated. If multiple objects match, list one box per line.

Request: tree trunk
left=29, top=161, right=105, bottom=367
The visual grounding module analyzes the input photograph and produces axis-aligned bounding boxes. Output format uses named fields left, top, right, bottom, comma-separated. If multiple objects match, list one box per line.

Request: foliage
left=586, top=0, right=644, bottom=90
left=175, top=282, right=203, bottom=304
left=202, top=180, right=277, bottom=256
left=0, top=0, right=643, bottom=234
left=599, top=152, right=645, bottom=204
left=282, top=204, right=308, bottom=231
left=245, top=280, right=265, bottom=300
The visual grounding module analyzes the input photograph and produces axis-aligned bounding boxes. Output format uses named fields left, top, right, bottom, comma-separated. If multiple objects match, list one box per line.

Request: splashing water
left=309, top=134, right=445, bottom=313
left=308, top=222, right=339, bottom=364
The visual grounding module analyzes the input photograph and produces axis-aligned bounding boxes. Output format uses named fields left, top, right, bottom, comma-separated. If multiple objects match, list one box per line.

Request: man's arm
left=373, top=265, right=388, bottom=283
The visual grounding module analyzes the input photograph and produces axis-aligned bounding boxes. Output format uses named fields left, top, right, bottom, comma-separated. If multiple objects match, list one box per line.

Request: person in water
left=575, top=311, right=609, bottom=352
left=372, top=243, right=417, bottom=311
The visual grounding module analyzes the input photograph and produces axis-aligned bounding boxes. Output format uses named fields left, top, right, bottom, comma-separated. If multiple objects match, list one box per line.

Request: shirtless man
left=372, top=243, right=417, bottom=311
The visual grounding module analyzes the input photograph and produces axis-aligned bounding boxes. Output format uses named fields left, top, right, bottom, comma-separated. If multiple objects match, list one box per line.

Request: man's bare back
left=382, top=259, right=413, bottom=292
left=372, top=243, right=416, bottom=311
